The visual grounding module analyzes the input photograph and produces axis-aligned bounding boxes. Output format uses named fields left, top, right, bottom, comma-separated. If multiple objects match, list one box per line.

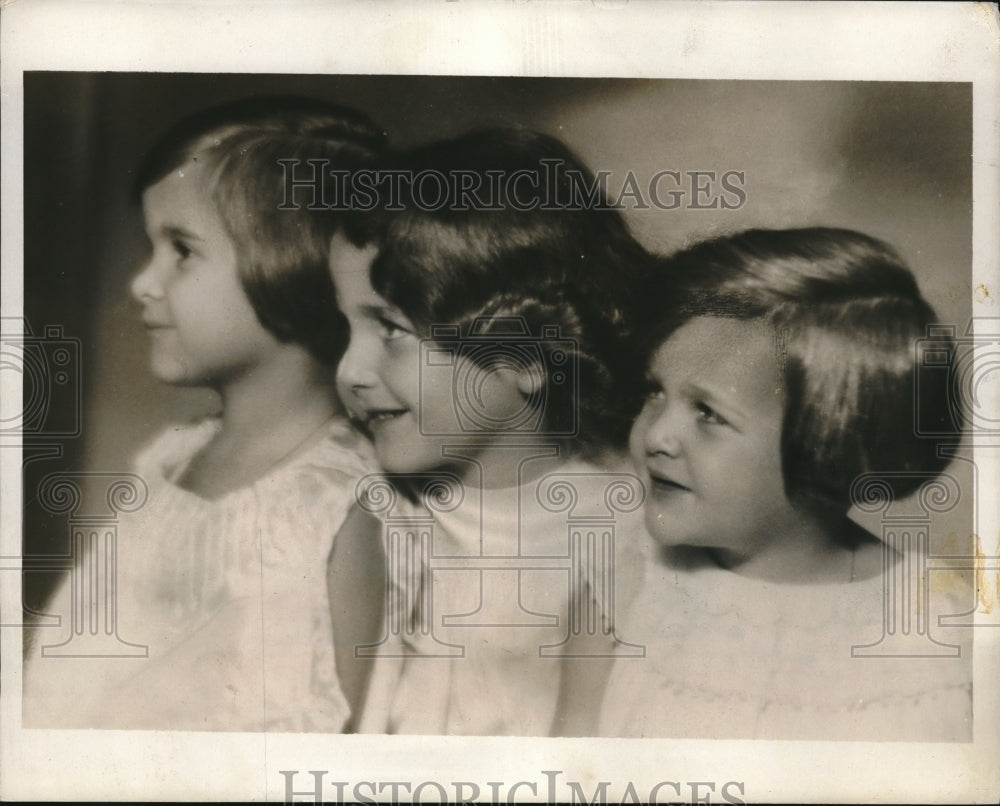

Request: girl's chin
left=149, top=359, right=192, bottom=386
left=372, top=441, right=441, bottom=476
left=644, top=517, right=708, bottom=552
left=644, top=509, right=679, bottom=540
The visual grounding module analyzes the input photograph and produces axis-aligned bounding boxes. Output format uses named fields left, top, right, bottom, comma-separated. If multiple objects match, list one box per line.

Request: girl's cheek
left=386, top=338, right=422, bottom=373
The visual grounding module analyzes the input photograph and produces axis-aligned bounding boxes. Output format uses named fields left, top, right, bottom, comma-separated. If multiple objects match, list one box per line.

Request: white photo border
left=2, top=1, right=998, bottom=802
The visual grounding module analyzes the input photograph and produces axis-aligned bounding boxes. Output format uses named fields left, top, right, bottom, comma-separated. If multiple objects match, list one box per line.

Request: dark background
left=21, top=73, right=973, bottom=610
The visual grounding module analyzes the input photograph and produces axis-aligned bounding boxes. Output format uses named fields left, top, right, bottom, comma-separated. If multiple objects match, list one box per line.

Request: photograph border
left=2, top=2, right=998, bottom=802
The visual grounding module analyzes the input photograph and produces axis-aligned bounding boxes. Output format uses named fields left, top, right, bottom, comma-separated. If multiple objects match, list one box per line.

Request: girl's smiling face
left=327, top=232, right=428, bottom=472
left=131, top=161, right=279, bottom=387
left=329, top=233, right=534, bottom=479
left=631, top=316, right=797, bottom=559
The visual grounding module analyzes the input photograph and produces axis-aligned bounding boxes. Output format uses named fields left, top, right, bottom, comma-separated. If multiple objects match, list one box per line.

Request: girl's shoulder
left=301, top=416, right=378, bottom=479
left=135, top=415, right=376, bottom=495
left=133, top=416, right=221, bottom=483
left=609, top=557, right=973, bottom=740
left=265, top=417, right=378, bottom=513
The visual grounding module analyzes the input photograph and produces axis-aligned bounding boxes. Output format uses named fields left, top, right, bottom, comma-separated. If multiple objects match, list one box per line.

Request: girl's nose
left=642, top=405, right=684, bottom=458
left=336, top=335, right=378, bottom=394
left=129, top=256, right=162, bottom=303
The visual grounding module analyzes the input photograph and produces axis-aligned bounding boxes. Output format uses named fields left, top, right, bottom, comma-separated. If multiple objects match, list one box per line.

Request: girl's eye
left=641, top=378, right=665, bottom=400
left=377, top=316, right=410, bottom=341
left=695, top=402, right=728, bottom=426
left=171, top=239, right=193, bottom=262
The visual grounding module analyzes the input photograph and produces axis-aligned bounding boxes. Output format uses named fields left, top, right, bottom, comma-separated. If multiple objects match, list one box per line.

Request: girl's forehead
left=140, top=162, right=227, bottom=241
left=143, top=158, right=211, bottom=201
left=653, top=316, right=784, bottom=401
left=659, top=316, right=773, bottom=359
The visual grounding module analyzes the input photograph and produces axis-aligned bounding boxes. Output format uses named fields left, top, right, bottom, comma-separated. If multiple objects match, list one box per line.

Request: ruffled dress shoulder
left=599, top=555, right=974, bottom=741
left=23, top=416, right=376, bottom=733
left=356, top=457, right=647, bottom=736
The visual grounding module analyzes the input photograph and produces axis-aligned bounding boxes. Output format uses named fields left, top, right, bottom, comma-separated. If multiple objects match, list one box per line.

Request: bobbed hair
left=135, top=96, right=387, bottom=365
left=368, top=127, right=655, bottom=455
left=636, top=227, right=955, bottom=512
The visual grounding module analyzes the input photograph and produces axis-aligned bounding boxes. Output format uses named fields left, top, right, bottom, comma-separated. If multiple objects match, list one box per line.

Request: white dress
left=23, top=416, right=375, bottom=733
left=599, top=554, right=974, bottom=741
left=357, top=458, right=647, bottom=736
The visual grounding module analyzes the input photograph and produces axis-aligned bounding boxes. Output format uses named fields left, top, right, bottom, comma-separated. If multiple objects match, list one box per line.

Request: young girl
left=599, top=227, right=973, bottom=740
left=23, top=97, right=386, bottom=732
left=329, top=128, right=653, bottom=735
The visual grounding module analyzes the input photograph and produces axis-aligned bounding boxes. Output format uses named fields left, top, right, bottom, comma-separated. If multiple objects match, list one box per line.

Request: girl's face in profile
left=329, top=233, right=530, bottom=479
left=131, top=161, right=278, bottom=387
left=630, top=316, right=798, bottom=559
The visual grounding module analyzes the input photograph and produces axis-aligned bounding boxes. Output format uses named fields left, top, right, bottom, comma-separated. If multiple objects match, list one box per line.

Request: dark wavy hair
left=368, top=127, right=655, bottom=455
left=135, top=96, right=387, bottom=365
left=635, top=227, right=956, bottom=512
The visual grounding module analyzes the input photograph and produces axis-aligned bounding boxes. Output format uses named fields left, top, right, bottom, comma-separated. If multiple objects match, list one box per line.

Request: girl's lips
left=647, top=469, right=691, bottom=493
left=365, top=409, right=408, bottom=428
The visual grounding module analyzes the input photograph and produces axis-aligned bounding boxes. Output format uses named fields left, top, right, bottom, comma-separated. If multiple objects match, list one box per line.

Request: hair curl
left=367, top=127, right=655, bottom=454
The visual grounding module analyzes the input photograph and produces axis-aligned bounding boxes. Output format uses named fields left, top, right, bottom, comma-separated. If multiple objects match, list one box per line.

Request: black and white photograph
left=2, top=2, right=998, bottom=802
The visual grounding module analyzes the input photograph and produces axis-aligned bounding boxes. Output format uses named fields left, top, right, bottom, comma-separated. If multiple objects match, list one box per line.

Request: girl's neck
left=440, top=439, right=628, bottom=492
left=180, top=348, right=342, bottom=499
left=214, top=347, right=341, bottom=440
left=436, top=440, right=565, bottom=491
left=666, top=511, right=882, bottom=586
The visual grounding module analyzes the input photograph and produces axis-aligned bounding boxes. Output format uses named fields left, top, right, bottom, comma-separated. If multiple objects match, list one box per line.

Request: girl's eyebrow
left=161, top=225, right=203, bottom=242
left=359, top=303, right=409, bottom=322
left=683, top=381, right=748, bottom=425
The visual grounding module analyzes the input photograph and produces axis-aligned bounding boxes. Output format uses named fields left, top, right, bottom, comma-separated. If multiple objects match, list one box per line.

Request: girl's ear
left=516, top=363, right=546, bottom=398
